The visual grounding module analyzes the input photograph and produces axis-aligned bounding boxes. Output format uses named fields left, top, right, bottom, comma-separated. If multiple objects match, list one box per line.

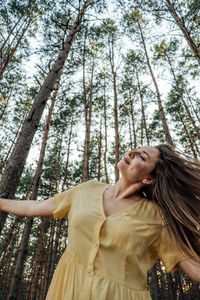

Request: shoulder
left=138, top=198, right=164, bottom=226
left=72, top=179, right=108, bottom=192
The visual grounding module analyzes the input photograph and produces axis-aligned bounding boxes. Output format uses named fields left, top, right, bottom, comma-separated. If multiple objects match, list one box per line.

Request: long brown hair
left=142, top=144, right=200, bottom=257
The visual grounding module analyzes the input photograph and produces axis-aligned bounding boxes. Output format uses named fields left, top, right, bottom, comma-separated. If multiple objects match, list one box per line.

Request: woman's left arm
left=176, top=257, right=200, bottom=282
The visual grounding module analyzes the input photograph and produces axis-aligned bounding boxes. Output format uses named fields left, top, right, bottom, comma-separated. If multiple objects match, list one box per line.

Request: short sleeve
left=157, top=225, right=190, bottom=273
left=53, top=185, right=80, bottom=219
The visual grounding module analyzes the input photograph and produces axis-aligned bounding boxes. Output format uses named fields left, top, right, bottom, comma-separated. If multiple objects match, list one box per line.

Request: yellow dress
left=45, top=180, right=189, bottom=300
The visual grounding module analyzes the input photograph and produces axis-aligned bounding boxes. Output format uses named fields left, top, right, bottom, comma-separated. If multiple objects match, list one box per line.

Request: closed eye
left=140, top=155, right=145, bottom=161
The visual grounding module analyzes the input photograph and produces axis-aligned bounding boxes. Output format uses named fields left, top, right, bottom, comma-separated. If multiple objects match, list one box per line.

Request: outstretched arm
left=176, top=258, right=200, bottom=282
left=0, top=197, right=57, bottom=217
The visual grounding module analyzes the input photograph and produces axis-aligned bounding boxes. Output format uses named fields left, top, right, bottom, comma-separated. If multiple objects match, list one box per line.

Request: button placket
left=87, top=218, right=105, bottom=269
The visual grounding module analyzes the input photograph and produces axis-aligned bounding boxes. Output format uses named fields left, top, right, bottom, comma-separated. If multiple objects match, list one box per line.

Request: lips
left=123, top=157, right=130, bottom=164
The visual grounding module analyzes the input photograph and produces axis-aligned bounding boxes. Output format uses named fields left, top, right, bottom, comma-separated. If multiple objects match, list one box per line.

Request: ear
left=142, top=177, right=153, bottom=185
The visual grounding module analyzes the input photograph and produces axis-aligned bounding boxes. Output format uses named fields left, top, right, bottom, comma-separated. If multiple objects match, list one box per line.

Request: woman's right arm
left=0, top=197, right=57, bottom=217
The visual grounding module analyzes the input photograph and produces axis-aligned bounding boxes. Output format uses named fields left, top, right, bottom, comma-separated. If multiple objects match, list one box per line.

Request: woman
left=0, top=144, right=200, bottom=300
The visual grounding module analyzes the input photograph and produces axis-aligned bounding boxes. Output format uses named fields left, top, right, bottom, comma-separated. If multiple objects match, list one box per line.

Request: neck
left=110, top=178, right=143, bottom=200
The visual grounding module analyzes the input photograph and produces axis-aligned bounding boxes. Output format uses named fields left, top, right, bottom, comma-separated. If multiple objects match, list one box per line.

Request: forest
left=0, top=0, right=200, bottom=299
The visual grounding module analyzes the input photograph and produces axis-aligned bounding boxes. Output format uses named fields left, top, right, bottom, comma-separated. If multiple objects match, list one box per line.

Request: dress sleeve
left=157, top=225, right=190, bottom=273
left=53, top=185, right=80, bottom=219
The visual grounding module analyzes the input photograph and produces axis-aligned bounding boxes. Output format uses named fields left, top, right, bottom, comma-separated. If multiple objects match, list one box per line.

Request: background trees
left=0, top=0, right=199, bottom=299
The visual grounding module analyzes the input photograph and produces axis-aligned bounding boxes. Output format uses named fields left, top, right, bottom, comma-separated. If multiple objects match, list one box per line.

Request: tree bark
left=82, top=56, right=94, bottom=181
left=166, top=54, right=200, bottom=139
left=103, top=83, right=109, bottom=183
left=62, top=116, right=74, bottom=191
left=165, top=0, right=200, bottom=65
left=7, top=70, right=62, bottom=299
left=0, top=94, right=11, bottom=120
left=0, top=16, right=32, bottom=80
left=129, top=97, right=137, bottom=149
left=128, top=116, right=133, bottom=149
left=0, top=0, right=92, bottom=233
left=97, top=119, right=102, bottom=181
left=0, top=14, right=24, bottom=55
left=29, top=219, right=49, bottom=300
left=135, top=69, right=149, bottom=145
left=108, top=34, right=120, bottom=182
left=185, top=88, right=200, bottom=124
left=178, top=111, right=199, bottom=158
left=138, top=21, right=173, bottom=145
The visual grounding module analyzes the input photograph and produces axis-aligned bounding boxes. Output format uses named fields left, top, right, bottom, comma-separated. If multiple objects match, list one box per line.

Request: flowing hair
left=142, top=144, right=200, bottom=258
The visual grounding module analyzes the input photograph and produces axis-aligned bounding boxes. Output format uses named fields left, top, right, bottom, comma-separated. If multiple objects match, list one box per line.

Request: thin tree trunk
left=0, top=16, right=32, bottom=80
left=128, top=116, right=133, bottom=149
left=43, top=219, right=56, bottom=297
left=166, top=54, right=200, bottom=139
left=178, top=111, right=199, bottom=158
left=28, top=219, right=49, bottom=300
left=55, top=131, right=64, bottom=194
left=138, top=21, right=173, bottom=145
left=165, top=0, right=200, bottom=65
left=62, top=116, right=73, bottom=191
left=103, top=83, right=109, bottom=183
left=135, top=69, right=149, bottom=145
left=113, top=68, right=120, bottom=182
left=0, top=123, right=21, bottom=175
left=185, top=88, right=200, bottom=124
left=130, top=98, right=137, bottom=149
left=47, top=219, right=63, bottom=294
left=97, top=119, right=102, bottom=181
left=0, top=216, right=21, bottom=258
left=109, top=35, right=120, bottom=182
left=82, top=57, right=94, bottom=181
left=7, top=71, right=63, bottom=299
left=0, top=14, right=24, bottom=54
left=82, top=28, right=88, bottom=181
left=0, top=0, right=92, bottom=233
left=0, top=94, right=11, bottom=120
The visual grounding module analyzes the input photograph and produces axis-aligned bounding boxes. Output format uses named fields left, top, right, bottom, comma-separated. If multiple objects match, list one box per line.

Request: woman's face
left=118, top=146, right=159, bottom=185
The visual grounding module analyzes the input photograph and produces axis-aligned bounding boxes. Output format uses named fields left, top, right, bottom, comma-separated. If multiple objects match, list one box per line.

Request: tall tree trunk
left=0, top=14, right=24, bottom=54
left=0, top=16, right=32, bottom=80
left=43, top=218, right=56, bottom=297
left=0, top=122, right=21, bottom=175
left=62, top=116, right=73, bottom=191
left=0, top=216, right=21, bottom=258
left=0, top=0, right=92, bottom=233
left=109, top=34, right=120, bottom=182
left=97, top=119, right=102, bottom=181
left=128, top=116, right=133, bottom=149
left=55, top=131, right=64, bottom=194
left=129, top=97, right=137, bottom=149
left=166, top=54, right=200, bottom=139
left=7, top=72, right=62, bottom=299
left=185, top=88, right=200, bottom=124
left=47, top=219, right=63, bottom=295
left=0, top=94, right=11, bottom=120
left=135, top=69, right=149, bottom=145
left=178, top=111, right=199, bottom=158
left=138, top=21, right=173, bottom=145
left=165, top=0, right=200, bottom=65
left=113, top=69, right=120, bottom=182
left=28, top=219, right=49, bottom=300
left=103, top=83, right=109, bottom=183
left=82, top=57, right=94, bottom=181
